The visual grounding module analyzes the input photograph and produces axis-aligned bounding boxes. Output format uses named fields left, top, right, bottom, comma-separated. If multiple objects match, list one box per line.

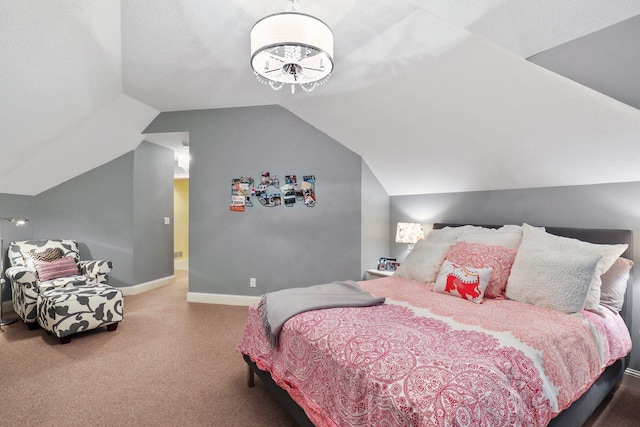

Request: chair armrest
left=5, top=266, right=39, bottom=323
left=5, top=266, right=38, bottom=286
left=77, top=260, right=112, bottom=284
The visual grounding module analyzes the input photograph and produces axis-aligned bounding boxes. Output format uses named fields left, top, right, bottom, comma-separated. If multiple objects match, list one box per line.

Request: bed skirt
left=243, top=354, right=626, bottom=427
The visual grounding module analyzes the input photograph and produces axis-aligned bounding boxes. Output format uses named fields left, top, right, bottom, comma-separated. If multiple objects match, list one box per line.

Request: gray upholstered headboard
left=432, top=223, right=634, bottom=330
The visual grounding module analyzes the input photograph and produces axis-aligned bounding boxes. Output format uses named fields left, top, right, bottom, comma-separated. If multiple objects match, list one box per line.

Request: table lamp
left=395, top=222, right=424, bottom=251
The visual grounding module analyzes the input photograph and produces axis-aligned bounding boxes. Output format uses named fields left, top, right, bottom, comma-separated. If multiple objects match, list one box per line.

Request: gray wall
left=389, top=181, right=640, bottom=371
left=35, top=151, right=136, bottom=287
left=144, top=105, right=364, bottom=296
left=133, top=141, right=175, bottom=284
left=361, top=160, right=390, bottom=278
left=0, top=194, right=36, bottom=304
left=528, top=14, right=640, bottom=111
left=0, top=141, right=174, bottom=290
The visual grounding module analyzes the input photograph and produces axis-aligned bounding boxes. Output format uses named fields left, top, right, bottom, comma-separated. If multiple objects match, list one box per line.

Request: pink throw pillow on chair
left=35, top=257, right=81, bottom=281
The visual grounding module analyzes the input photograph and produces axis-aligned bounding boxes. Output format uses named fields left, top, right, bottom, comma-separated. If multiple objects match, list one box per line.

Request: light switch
left=164, top=217, right=171, bottom=225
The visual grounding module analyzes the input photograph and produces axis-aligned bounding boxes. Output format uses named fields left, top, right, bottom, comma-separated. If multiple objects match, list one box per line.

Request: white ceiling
left=3, top=1, right=640, bottom=196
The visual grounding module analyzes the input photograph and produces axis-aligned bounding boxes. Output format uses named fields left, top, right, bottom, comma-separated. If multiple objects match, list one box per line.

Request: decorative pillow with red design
left=434, top=260, right=493, bottom=304
left=445, top=242, right=517, bottom=299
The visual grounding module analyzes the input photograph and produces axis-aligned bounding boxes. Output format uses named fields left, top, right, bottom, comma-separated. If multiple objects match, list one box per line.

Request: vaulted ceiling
left=3, top=1, right=640, bottom=196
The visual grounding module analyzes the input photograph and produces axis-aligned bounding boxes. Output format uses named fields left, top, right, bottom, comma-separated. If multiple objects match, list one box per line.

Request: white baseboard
left=120, top=275, right=175, bottom=296
left=625, top=368, right=640, bottom=379
left=4, top=278, right=253, bottom=309
left=187, top=291, right=259, bottom=306
left=2, top=276, right=175, bottom=308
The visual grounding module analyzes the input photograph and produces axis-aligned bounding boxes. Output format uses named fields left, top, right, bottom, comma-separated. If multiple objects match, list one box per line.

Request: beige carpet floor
left=583, top=378, right=640, bottom=427
left=1, top=271, right=638, bottom=426
left=0, top=271, right=297, bottom=427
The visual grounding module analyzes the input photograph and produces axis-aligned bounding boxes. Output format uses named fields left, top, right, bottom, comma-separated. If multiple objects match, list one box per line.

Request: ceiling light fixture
left=250, top=0, right=334, bottom=94
left=177, top=154, right=190, bottom=172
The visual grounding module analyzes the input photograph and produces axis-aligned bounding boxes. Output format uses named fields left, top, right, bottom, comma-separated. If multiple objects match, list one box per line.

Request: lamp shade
left=7, top=217, right=28, bottom=225
left=395, top=222, right=424, bottom=244
left=250, top=10, right=333, bottom=92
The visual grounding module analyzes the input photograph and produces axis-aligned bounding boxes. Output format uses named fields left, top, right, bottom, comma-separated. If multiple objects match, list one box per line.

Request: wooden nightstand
left=366, top=269, right=395, bottom=279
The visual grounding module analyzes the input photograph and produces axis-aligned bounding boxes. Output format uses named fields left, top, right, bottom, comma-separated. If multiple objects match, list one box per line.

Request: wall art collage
left=230, top=172, right=316, bottom=212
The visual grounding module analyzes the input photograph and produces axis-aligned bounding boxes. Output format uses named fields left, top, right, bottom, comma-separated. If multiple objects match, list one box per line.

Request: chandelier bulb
left=286, top=0, right=301, bottom=13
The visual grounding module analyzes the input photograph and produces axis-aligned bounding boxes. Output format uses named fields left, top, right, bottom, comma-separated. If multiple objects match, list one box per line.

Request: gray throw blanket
left=258, top=281, right=385, bottom=348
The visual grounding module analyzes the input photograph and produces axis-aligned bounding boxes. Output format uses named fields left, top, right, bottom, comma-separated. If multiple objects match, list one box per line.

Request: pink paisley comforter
left=237, top=276, right=631, bottom=427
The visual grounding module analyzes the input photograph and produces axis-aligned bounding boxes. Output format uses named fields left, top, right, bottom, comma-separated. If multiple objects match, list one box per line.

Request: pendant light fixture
left=250, top=0, right=334, bottom=94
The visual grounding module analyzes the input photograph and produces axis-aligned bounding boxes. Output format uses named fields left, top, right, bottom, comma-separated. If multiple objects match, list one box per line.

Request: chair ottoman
left=37, top=282, right=123, bottom=344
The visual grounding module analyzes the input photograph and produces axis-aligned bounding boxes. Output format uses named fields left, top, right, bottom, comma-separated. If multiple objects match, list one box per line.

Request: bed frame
left=243, top=224, right=633, bottom=427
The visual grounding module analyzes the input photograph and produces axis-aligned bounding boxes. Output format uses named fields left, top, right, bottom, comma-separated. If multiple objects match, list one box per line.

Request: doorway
left=142, top=131, right=190, bottom=273
left=174, top=178, right=189, bottom=271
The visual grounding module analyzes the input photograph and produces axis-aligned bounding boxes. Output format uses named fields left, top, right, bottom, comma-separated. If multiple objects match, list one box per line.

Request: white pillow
left=506, top=239, right=601, bottom=314
left=424, top=226, right=488, bottom=244
left=393, top=240, right=451, bottom=282
left=457, top=229, right=520, bottom=249
left=599, top=257, right=633, bottom=313
left=520, top=224, right=627, bottom=316
left=434, top=260, right=493, bottom=304
left=457, top=224, right=546, bottom=249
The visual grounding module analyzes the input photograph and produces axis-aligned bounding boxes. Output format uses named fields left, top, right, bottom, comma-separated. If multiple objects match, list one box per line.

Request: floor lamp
left=0, top=217, right=29, bottom=332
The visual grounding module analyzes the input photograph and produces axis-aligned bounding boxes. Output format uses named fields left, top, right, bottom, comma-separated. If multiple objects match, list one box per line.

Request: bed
left=237, top=223, right=633, bottom=426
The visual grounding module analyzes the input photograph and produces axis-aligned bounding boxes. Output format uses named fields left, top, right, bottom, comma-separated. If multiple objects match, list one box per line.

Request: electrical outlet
left=250, top=278, right=256, bottom=288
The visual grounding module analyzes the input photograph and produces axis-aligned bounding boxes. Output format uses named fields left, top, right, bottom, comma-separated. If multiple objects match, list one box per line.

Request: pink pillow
left=445, top=242, right=517, bottom=299
left=35, top=257, right=81, bottom=281
left=434, top=260, right=492, bottom=304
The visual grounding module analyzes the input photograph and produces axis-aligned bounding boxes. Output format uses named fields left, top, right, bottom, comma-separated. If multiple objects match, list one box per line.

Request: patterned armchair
left=5, top=239, right=112, bottom=326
